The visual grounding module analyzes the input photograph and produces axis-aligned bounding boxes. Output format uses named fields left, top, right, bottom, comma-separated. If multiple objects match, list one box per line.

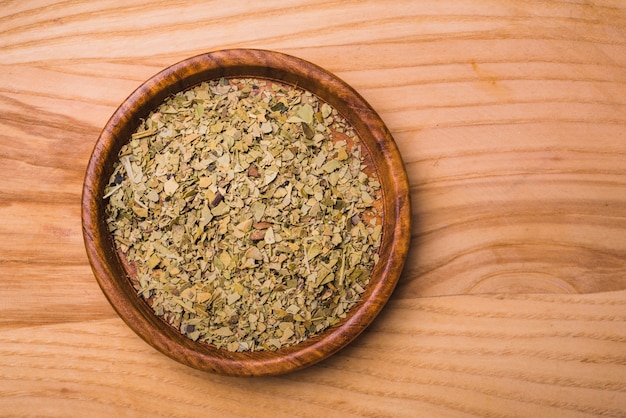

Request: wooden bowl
left=82, top=49, right=411, bottom=376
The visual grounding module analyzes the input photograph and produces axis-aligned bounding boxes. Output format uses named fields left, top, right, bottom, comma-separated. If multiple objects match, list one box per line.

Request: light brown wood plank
left=1, top=0, right=625, bottom=414
left=1, top=292, right=624, bottom=417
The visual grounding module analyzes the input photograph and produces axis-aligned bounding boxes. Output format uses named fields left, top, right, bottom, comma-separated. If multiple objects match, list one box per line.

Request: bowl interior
left=82, top=49, right=411, bottom=376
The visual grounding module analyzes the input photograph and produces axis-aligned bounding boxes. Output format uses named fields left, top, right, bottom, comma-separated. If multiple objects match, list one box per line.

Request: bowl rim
left=82, top=48, right=411, bottom=376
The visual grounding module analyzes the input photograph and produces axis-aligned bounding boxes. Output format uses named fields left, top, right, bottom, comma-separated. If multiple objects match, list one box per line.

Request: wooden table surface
left=1, top=1, right=625, bottom=416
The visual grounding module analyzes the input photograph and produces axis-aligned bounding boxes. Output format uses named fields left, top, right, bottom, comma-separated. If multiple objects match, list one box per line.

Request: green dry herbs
left=104, top=78, right=382, bottom=352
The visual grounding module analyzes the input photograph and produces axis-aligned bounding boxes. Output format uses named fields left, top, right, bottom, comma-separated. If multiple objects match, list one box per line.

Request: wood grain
left=1, top=0, right=625, bottom=415
left=1, top=293, right=625, bottom=417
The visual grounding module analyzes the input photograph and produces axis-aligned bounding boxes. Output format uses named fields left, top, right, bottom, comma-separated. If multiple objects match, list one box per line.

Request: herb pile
left=104, top=78, right=382, bottom=351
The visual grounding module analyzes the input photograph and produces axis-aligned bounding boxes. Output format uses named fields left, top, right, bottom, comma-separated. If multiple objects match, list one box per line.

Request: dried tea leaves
left=104, top=78, right=382, bottom=352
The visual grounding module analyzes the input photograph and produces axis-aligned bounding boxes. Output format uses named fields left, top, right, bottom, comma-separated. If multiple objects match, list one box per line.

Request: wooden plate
left=82, top=49, right=411, bottom=376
